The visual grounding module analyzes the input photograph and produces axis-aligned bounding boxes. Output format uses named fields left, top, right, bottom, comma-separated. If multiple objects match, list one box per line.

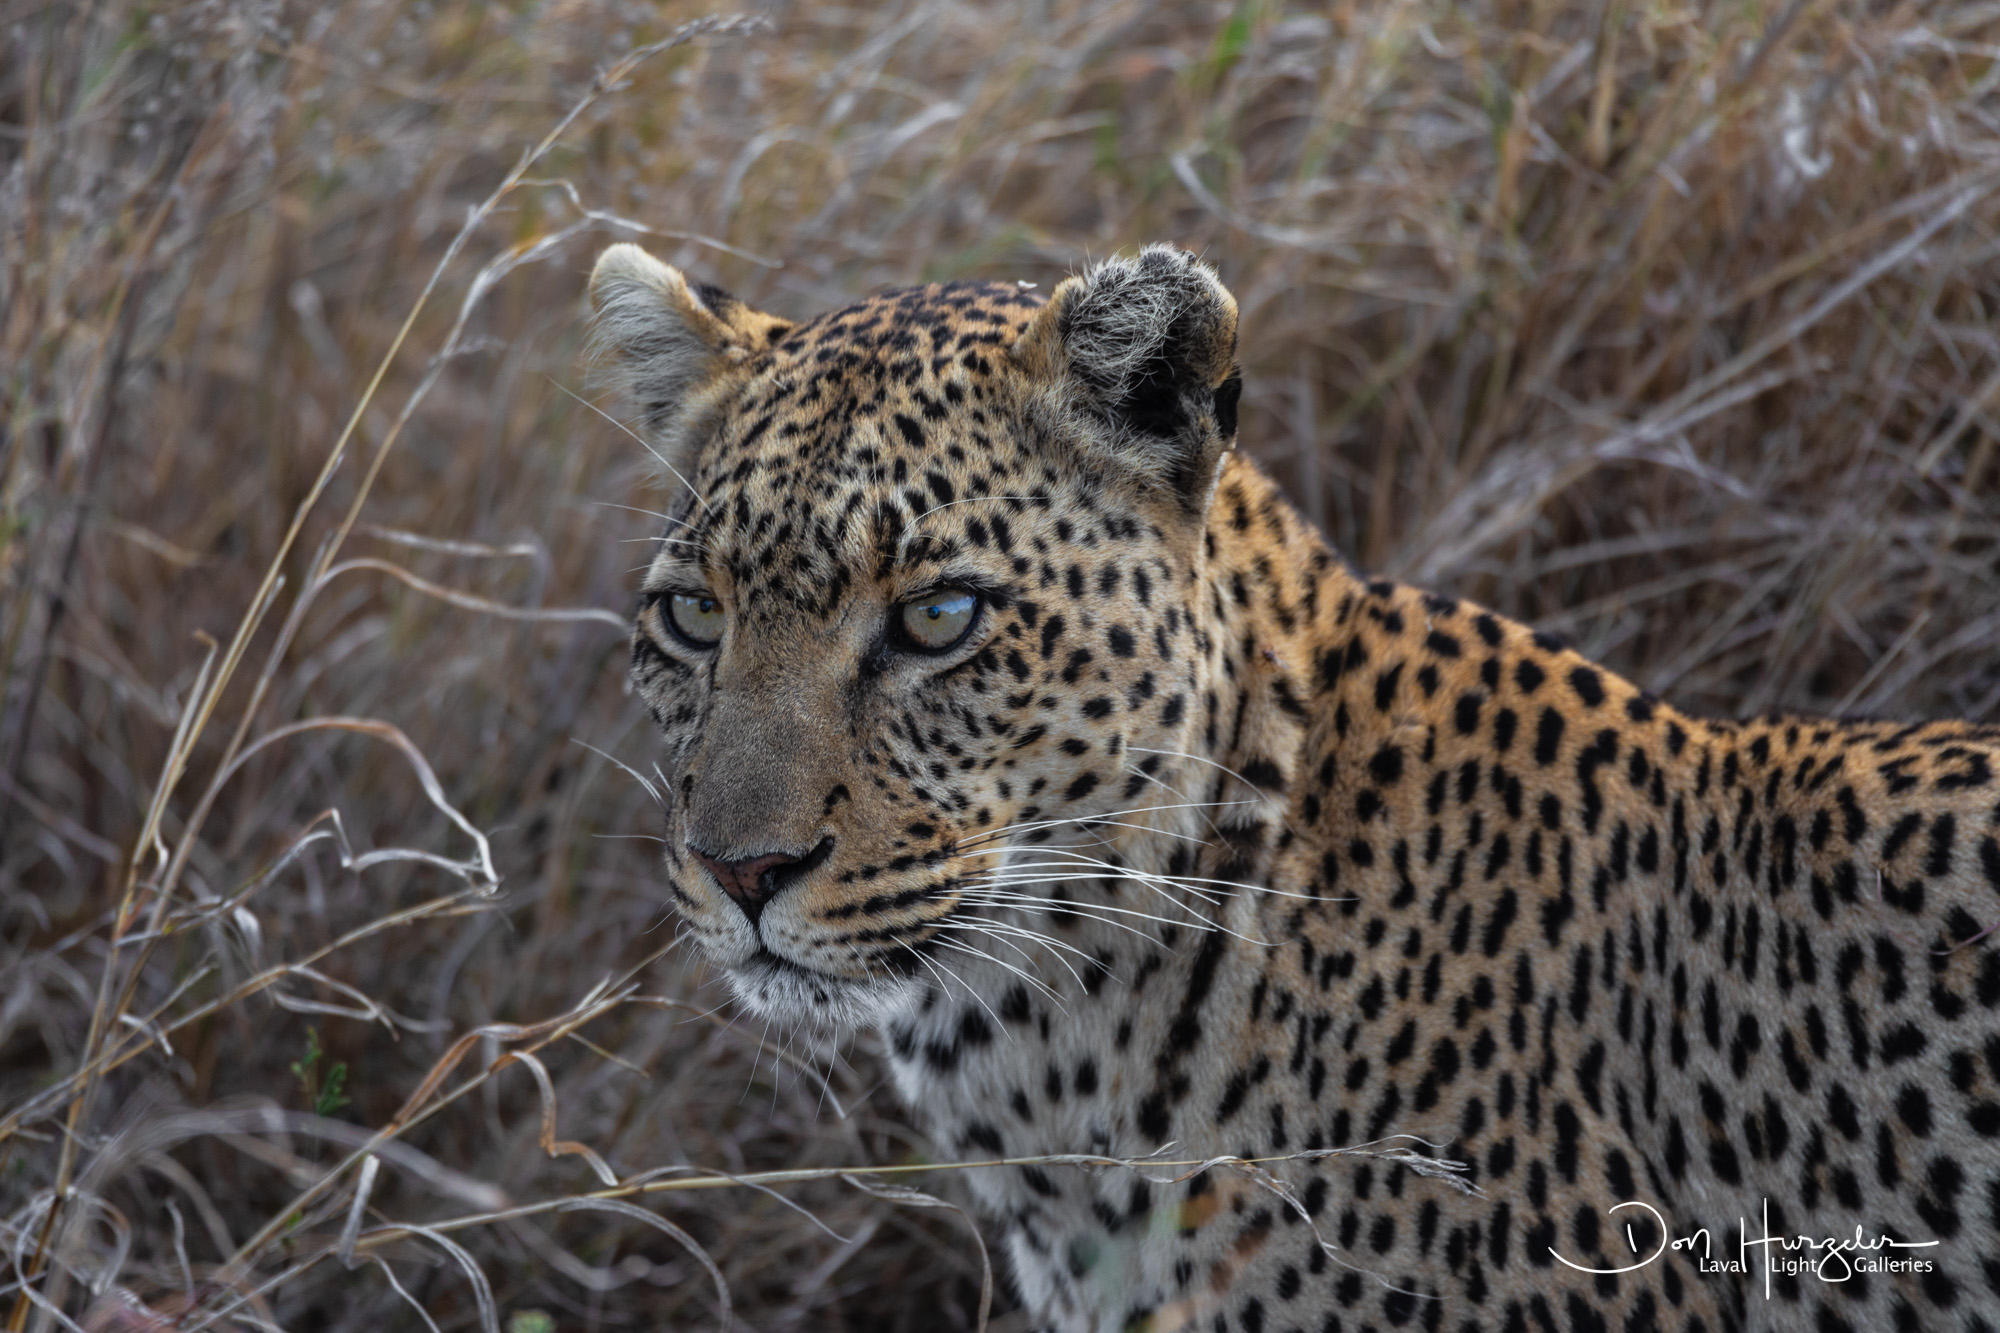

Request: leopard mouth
left=726, top=943, right=928, bottom=1027
left=743, top=946, right=882, bottom=986
left=710, top=865, right=968, bottom=1020
left=745, top=912, right=946, bottom=981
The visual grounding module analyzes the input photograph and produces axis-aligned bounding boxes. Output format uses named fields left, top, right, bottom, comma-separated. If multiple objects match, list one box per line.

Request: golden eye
left=664, top=591, right=726, bottom=647
left=896, top=590, right=979, bottom=652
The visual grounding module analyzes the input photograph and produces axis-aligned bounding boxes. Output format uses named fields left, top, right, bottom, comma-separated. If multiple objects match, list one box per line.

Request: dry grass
left=2, top=0, right=1997, bottom=1327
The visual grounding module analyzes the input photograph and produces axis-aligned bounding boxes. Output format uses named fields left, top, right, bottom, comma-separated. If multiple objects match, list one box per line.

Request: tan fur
left=590, top=244, right=2000, bottom=1332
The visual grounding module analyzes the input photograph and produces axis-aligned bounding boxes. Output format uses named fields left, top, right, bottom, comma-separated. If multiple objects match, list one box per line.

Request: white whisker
left=931, top=937, right=1074, bottom=1015
left=896, top=938, right=971, bottom=1005
left=914, top=494, right=1045, bottom=521
left=1128, top=744, right=1308, bottom=841
left=977, top=847, right=1333, bottom=905
left=589, top=500, right=705, bottom=536
left=971, top=852, right=1232, bottom=905
left=920, top=929, right=1067, bottom=1004
left=931, top=916, right=1092, bottom=962
left=964, top=867, right=1223, bottom=909
left=552, top=376, right=713, bottom=513
left=621, top=535, right=708, bottom=550
left=954, top=798, right=1254, bottom=851
left=960, top=863, right=1273, bottom=946
left=571, top=737, right=665, bottom=807
left=1121, top=759, right=1235, bottom=847
left=953, top=889, right=1206, bottom=941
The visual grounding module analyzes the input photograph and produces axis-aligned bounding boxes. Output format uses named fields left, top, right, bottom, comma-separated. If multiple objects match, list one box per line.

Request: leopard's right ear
left=586, top=244, right=790, bottom=439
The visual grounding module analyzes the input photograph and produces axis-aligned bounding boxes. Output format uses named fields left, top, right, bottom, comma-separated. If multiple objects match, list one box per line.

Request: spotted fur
left=588, top=242, right=2000, bottom=1333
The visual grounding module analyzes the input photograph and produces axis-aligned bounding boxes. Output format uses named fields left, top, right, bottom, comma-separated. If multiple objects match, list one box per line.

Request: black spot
left=1926, top=813, right=1957, bottom=877
left=1882, top=811, right=1923, bottom=863
left=963, top=1120, right=1004, bottom=1154
left=1534, top=708, right=1565, bottom=766
left=1375, top=663, right=1403, bottom=712
left=1455, top=692, right=1483, bottom=735
left=1896, top=1085, right=1933, bottom=1137
left=1240, top=757, right=1284, bottom=791
left=1879, top=1022, right=1928, bottom=1065
left=1369, top=745, right=1405, bottom=786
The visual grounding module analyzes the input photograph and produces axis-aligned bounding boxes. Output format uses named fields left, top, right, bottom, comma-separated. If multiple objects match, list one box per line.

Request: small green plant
left=289, top=1027, right=350, bottom=1118
left=1191, top=0, right=1256, bottom=92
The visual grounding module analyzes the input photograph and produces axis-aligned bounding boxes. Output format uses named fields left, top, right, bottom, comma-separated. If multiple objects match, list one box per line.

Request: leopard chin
left=722, top=950, right=925, bottom=1031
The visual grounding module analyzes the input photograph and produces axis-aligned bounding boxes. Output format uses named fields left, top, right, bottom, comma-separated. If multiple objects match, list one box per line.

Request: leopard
left=585, top=240, right=2000, bottom=1333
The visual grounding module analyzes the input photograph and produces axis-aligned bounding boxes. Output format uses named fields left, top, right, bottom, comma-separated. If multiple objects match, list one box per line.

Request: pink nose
left=690, top=846, right=807, bottom=924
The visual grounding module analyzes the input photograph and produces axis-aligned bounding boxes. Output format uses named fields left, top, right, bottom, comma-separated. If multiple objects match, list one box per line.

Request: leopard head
left=588, top=243, right=1242, bottom=1026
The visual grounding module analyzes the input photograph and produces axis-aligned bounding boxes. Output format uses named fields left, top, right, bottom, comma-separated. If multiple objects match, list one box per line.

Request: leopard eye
left=663, top=591, right=726, bottom=648
left=895, top=590, right=979, bottom=653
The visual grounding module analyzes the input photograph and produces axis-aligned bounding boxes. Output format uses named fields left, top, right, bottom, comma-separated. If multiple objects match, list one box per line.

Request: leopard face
left=590, top=244, right=1243, bottom=1028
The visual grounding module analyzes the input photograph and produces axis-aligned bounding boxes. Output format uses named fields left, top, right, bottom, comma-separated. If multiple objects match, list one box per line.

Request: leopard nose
left=689, top=839, right=829, bottom=925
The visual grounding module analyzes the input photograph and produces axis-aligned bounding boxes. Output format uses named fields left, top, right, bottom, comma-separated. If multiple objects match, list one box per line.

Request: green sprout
left=290, top=1027, right=351, bottom=1118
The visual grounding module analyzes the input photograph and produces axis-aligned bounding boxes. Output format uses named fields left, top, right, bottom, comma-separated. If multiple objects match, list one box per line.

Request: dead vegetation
left=2, top=0, right=1997, bottom=1327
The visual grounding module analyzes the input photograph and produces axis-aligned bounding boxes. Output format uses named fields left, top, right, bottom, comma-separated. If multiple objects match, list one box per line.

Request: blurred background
left=2, top=0, right=1996, bottom=1327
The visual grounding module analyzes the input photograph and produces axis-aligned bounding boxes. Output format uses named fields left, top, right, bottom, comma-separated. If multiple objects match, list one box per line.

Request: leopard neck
left=1119, top=452, right=1359, bottom=896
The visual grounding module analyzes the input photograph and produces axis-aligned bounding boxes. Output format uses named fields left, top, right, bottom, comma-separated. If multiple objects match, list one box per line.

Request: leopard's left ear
left=1011, top=244, right=1241, bottom=511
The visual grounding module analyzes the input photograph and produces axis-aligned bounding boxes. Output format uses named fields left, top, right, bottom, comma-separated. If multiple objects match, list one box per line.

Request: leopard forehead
left=664, top=282, right=1040, bottom=570
left=744, top=279, right=1047, bottom=432
left=643, top=278, right=1177, bottom=616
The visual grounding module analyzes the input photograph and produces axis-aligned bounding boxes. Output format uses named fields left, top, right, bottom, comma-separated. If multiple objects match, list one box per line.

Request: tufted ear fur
left=587, top=243, right=791, bottom=457
left=1011, top=245, right=1242, bottom=511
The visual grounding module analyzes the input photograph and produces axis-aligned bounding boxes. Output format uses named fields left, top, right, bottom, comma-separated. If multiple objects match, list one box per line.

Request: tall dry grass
left=2, top=0, right=1997, bottom=1327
